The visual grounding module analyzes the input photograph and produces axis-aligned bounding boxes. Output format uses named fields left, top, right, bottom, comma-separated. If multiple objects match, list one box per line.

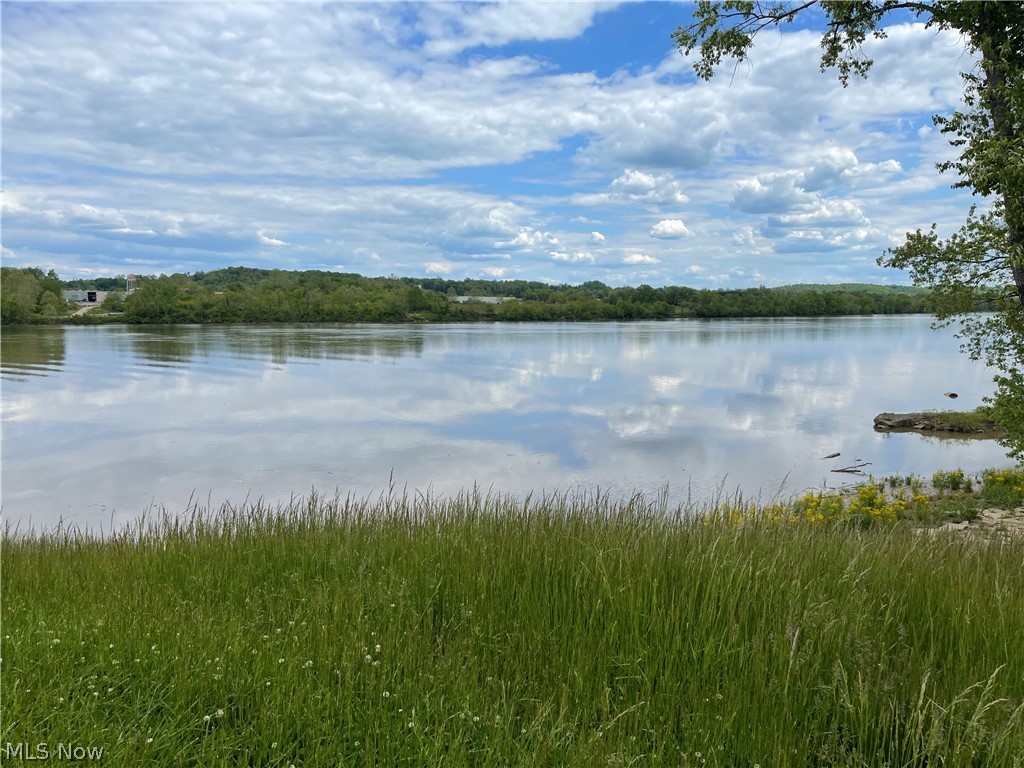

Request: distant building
left=126, top=274, right=138, bottom=294
left=62, top=290, right=108, bottom=304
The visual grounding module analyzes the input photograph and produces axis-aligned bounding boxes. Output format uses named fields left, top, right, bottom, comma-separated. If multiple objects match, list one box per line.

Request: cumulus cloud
left=609, top=169, right=688, bottom=205
left=501, top=227, right=559, bottom=248
left=732, top=174, right=815, bottom=215
left=763, top=199, right=869, bottom=234
left=425, top=261, right=453, bottom=274
left=551, top=250, right=595, bottom=264
left=649, top=219, right=691, bottom=239
left=572, top=169, right=690, bottom=208
left=795, top=147, right=903, bottom=191
left=591, top=231, right=606, bottom=242
left=624, top=253, right=660, bottom=265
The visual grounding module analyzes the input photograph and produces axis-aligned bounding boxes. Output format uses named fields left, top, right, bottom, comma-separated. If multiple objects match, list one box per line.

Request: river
left=0, top=317, right=1010, bottom=532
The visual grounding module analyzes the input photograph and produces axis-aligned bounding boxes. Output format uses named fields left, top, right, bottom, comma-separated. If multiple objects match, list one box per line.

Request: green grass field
left=3, top=477, right=1024, bottom=766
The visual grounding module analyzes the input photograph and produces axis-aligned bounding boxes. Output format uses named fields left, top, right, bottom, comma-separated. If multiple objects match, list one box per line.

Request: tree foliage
left=0, top=267, right=70, bottom=324
left=110, top=270, right=941, bottom=323
left=674, top=0, right=1024, bottom=460
left=0, top=266, right=954, bottom=327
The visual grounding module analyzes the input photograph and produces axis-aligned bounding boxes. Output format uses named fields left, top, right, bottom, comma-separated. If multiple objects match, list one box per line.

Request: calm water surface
left=1, top=317, right=1011, bottom=532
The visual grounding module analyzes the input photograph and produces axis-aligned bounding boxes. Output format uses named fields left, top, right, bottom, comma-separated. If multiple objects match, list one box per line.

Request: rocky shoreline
left=925, top=507, right=1024, bottom=538
left=873, top=410, right=1002, bottom=435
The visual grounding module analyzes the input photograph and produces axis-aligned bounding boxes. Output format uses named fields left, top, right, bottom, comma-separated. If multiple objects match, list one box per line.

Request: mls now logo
left=4, top=742, right=104, bottom=761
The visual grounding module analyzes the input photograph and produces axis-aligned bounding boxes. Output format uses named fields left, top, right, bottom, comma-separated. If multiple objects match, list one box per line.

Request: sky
left=1, top=1, right=981, bottom=287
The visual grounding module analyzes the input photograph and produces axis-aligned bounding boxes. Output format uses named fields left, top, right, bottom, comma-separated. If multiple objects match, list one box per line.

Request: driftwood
left=832, top=462, right=872, bottom=474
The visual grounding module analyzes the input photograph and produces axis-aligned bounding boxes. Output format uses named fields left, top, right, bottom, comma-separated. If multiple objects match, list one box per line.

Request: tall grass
left=3, top=487, right=1023, bottom=766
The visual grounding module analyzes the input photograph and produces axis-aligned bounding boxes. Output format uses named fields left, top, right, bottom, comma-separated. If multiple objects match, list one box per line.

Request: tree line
left=1, top=264, right=992, bottom=326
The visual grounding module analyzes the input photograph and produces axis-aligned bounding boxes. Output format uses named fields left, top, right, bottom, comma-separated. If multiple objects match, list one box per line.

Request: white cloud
left=763, top=199, right=869, bottom=233
left=419, top=3, right=614, bottom=57
left=501, top=227, right=559, bottom=248
left=649, top=219, right=692, bottom=239
left=591, top=231, right=606, bottom=242
left=257, top=231, right=286, bottom=246
left=425, top=261, right=453, bottom=274
left=624, top=253, right=659, bottom=265
left=551, top=250, right=595, bottom=264
left=609, top=169, right=688, bottom=205
left=733, top=173, right=814, bottom=215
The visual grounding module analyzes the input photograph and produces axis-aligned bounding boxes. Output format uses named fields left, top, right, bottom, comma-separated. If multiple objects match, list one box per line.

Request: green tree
left=101, top=291, right=126, bottom=312
left=1, top=268, right=42, bottom=324
left=674, top=0, right=1024, bottom=460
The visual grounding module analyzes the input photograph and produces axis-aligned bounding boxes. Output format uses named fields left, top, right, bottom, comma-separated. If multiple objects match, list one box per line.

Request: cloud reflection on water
left=0, top=318, right=1011, bottom=532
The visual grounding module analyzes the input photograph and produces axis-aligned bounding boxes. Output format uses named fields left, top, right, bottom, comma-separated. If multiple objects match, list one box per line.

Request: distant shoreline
left=7, top=265, right=1003, bottom=326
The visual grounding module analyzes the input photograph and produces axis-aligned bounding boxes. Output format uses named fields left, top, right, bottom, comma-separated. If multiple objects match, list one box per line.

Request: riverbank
left=4, top=473, right=1024, bottom=766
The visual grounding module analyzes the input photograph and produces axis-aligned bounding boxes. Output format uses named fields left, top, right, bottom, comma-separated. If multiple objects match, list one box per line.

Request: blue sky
left=1, top=1, right=977, bottom=287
